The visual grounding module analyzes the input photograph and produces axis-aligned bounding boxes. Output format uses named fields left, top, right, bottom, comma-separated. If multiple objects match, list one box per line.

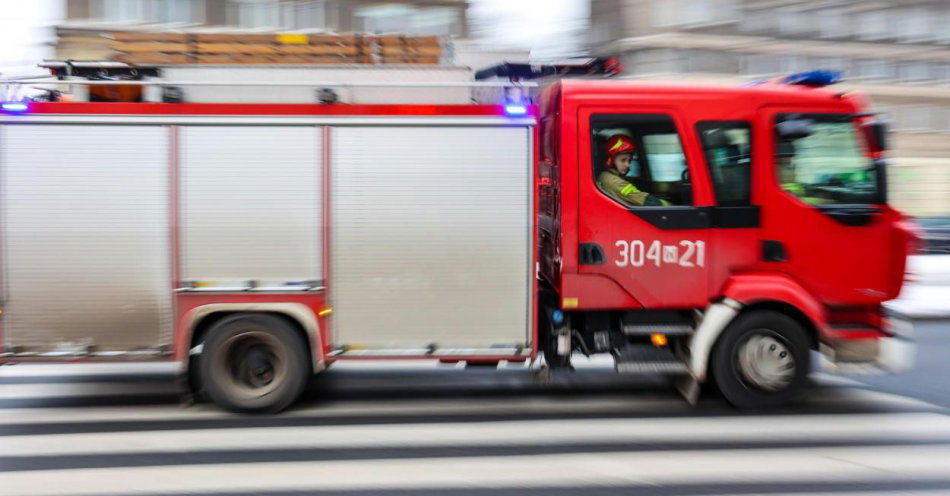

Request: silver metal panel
left=180, top=126, right=321, bottom=284
left=159, top=66, right=475, bottom=104
left=331, top=126, right=531, bottom=349
left=1, top=125, right=171, bottom=352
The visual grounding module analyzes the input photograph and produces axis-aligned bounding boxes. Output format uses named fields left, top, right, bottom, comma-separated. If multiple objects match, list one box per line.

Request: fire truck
left=0, top=64, right=916, bottom=412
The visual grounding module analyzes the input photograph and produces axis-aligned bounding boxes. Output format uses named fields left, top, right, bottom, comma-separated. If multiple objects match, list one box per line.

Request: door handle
left=818, top=205, right=881, bottom=227
left=579, top=243, right=606, bottom=265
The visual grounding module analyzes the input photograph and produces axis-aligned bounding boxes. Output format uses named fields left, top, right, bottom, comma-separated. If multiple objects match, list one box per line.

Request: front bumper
left=819, top=314, right=915, bottom=375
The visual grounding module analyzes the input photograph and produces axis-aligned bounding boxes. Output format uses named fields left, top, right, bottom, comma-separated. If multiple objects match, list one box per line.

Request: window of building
left=896, top=7, right=934, bottom=43
left=279, top=1, right=326, bottom=30
left=939, top=9, right=950, bottom=44
left=898, top=61, right=933, bottom=83
left=93, top=0, right=147, bottom=21
left=937, top=64, right=950, bottom=85
left=652, top=0, right=678, bottom=27
left=739, top=9, right=774, bottom=34
left=817, top=9, right=848, bottom=39
left=742, top=54, right=781, bottom=76
left=697, top=121, right=752, bottom=206
left=854, top=59, right=895, bottom=81
left=228, top=0, right=280, bottom=28
left=591, top=115, right=692, bottom=207
left=90, top=0, right=203, bottom=23
left=655, top=0, right=736, bottom=27
left=779, top=8, right=816, bottom=37
left=356, top=5, right=461, bottom=36
left=857, top=10, right=888, bottom=40
left=935, top=106, right=950, bottom=133
left=409, top=7, right=459, bottom=36
left=155, top=0, right=197, bottom=24
left=682, top=0, right=715, bottom=25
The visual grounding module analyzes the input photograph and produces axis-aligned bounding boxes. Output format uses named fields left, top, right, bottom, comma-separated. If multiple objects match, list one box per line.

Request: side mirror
left=776, top=117, right=814, bottom=140
left=864, top=120, right=889, bottom=152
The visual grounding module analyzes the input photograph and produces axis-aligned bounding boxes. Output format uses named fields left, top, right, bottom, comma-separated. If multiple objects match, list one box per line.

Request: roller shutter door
left=330, top=125, right=531, bottom=349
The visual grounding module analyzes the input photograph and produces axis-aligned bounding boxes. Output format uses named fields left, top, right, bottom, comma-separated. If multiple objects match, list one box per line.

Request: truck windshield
left=775, top=115, right=879, bottom=205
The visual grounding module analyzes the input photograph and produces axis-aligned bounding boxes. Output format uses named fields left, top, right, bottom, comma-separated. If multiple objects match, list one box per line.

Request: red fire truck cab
left=536, top=75, right=916, bottom=408
left=0, top=69, right=915, bottom=412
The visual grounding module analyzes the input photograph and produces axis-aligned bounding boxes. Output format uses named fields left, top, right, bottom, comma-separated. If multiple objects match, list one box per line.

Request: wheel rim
left=735, top=330, right=796, bottom=393
left=214, top=331, right=289, bottom=400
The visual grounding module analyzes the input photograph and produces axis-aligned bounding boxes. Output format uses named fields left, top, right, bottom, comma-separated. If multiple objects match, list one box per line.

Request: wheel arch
left=180, top=303, right=325, bottom=374
left=691, top=273, right=827, bottom=382
left=721, top=272, right=827, bottom=341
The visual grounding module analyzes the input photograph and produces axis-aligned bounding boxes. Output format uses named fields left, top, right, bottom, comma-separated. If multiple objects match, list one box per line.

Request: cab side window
left=697, top=121, right=752, bottom=206
left=591, top=115, right=691, bottom=207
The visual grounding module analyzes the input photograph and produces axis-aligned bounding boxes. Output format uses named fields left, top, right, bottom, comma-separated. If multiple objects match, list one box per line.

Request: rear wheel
left=199, top=313, right=310, bottom=413
left=711, top=310, right=810, bottom=409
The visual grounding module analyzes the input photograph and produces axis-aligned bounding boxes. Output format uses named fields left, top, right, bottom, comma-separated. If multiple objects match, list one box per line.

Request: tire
left=711, top=310, right=811, bottom=409
left=199, top=313, right=311, bottom=413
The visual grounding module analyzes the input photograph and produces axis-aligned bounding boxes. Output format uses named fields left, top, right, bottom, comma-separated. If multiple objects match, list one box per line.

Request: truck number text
left=614, top=240, right=705, bottom=268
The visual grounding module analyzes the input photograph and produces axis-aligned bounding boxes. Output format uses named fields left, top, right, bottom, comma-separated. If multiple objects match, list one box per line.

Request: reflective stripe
left=620, top=184, right=636, bottom=195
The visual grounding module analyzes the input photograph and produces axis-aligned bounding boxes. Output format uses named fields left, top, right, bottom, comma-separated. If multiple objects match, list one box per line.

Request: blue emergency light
left=1, top=102, right=29, bottom=113
left=505, top=104, right=528, bottom=116
left=783, top=70, right=842, bottom=87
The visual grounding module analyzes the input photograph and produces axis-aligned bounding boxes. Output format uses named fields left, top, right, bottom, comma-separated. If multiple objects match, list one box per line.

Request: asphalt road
left=0, top=319, right=948, bottom=496
left=841, top=319, right=950, bottom=408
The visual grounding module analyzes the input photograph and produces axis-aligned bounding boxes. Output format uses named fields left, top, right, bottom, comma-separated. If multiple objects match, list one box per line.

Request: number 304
left=614, top=240, right=705, bottom=268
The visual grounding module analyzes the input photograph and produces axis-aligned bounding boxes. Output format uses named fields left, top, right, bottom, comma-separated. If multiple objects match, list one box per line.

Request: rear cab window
left=696, top=121, right=752, bottom=206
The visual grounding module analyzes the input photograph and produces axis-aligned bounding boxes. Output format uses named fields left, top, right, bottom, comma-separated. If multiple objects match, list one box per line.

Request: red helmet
left=605, top=135, right=636, bottom=168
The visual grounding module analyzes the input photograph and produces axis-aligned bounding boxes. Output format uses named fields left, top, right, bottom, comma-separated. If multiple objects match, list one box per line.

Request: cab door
left=577, top=108, right=714, bottom=309
left=755, top=107, right=895, bottom=303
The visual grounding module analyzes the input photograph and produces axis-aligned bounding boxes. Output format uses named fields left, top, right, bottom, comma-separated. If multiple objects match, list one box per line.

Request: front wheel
left=711, top=310, right=811, bottom=409
left=199, top=313, right=311, bottom=413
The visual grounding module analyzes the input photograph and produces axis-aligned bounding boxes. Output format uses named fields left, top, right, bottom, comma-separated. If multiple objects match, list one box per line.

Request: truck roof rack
left=474, top=56, right=623, bottom=81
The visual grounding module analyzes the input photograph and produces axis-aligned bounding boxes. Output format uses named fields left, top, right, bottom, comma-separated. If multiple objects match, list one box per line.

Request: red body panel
left=752, top=103, right=905, bottom=305
left=538, top=79, right=911, bottom=329
left=20, top=102, right=516, bottom=117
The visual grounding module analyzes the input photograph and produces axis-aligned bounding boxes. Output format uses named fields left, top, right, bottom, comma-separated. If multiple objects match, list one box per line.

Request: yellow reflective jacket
left=598, top=170, right=667, bottom=207
left=782, top=182, right=827, bottom=205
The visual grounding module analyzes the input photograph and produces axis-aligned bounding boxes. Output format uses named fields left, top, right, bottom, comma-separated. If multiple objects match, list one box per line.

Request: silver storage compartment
left=179, top=126, right=322, bottom=287
left=1, top=125, right=172, bottom=353
left=330, top=125, right=531, bottom=350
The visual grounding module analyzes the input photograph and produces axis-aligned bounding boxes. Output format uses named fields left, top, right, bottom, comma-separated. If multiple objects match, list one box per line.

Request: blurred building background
left=57, top=0, right=469, bottom=60
left=3, top=0, right=948, bottom=216
left=590, top=0, right=950, bottom=216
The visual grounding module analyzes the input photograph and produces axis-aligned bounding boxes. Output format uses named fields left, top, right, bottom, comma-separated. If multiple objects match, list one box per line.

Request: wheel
left=711, top=310, right=811, bottom=409
left=539, top=304, right=571, bottom=369
left=199, top=313, right=311, bottom=413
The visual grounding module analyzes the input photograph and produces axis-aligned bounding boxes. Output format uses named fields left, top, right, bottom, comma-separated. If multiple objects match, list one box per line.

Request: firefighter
left=777, top=140, right=826, bottom=205
left=598, top=135, right=668, bottom=207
